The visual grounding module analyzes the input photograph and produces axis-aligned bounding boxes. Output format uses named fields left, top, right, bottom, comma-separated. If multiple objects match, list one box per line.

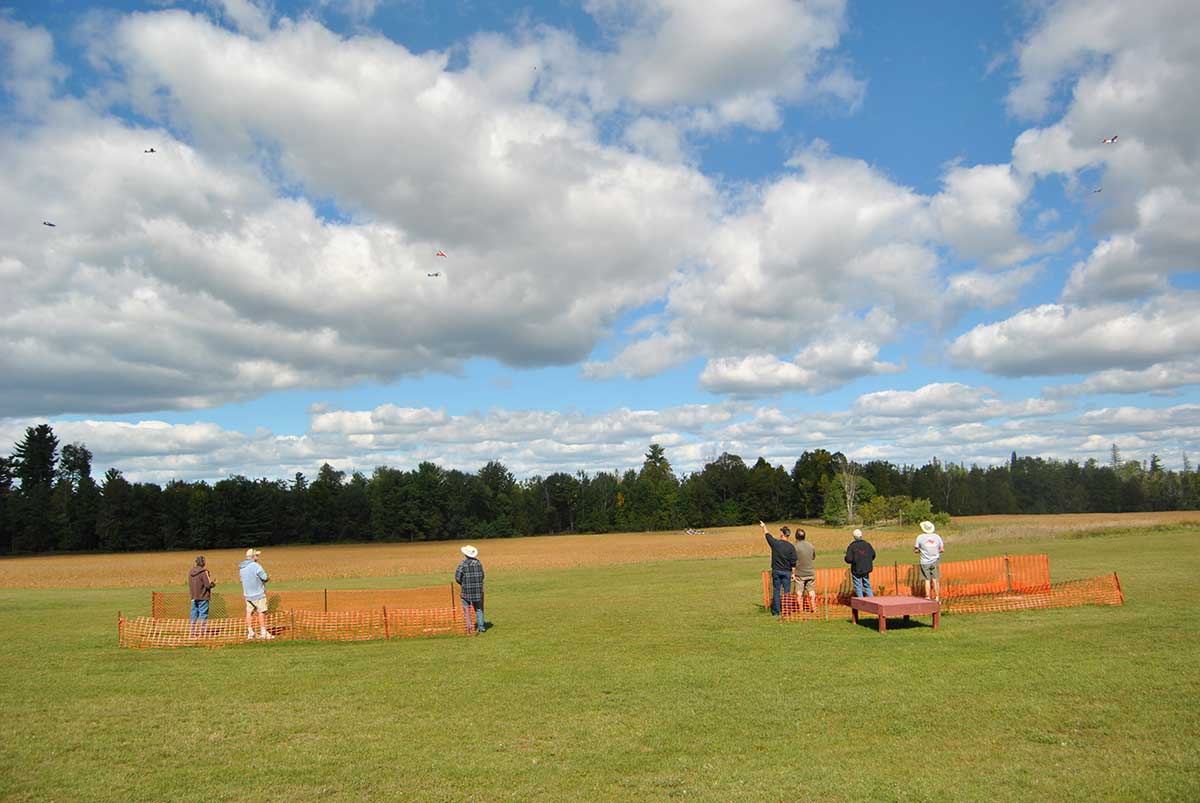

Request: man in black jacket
left=760, top=521, right=797, bottom=615
left=844, top=529, right=876, bottom=597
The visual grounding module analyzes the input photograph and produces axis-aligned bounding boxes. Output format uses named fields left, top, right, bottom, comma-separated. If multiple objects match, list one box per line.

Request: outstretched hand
left=759, top=520, right=767, bottom=532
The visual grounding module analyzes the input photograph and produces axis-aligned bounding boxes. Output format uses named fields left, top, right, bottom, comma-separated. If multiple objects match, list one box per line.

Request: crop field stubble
left=4, top=511, right=1199, bottom=589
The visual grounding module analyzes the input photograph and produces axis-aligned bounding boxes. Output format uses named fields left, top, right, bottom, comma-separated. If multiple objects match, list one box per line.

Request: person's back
left=844, top=530, right=876, bottom=597
left=760, top=521, right=797, bottom=616
left=845, top=538, right=874, bottom=576
left=239, top=558, right=268, bottom=600
left=455, top=545, right=486, bottom=633
left=793, top=531, right=817, bottom=611
left=794, top=540, right=816, bottom=577
left=188, top=565, right=214, bottom=601
left=765, top=530, right=798, bottom=572
left=915, top=533, right=944, bottom=564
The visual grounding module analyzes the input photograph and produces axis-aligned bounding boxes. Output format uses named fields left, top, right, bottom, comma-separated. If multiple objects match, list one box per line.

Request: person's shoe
left=246, top=630, right=255, bottom=640
left=259, top=631, right=275, bottom=640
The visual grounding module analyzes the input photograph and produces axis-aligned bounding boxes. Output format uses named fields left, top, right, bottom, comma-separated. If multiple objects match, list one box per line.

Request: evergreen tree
left=11, top=424, right=60, bottom=552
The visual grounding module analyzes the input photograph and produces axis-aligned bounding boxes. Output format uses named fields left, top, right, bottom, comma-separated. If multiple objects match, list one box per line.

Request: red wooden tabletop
left=850, top=596, right=941, bottom=614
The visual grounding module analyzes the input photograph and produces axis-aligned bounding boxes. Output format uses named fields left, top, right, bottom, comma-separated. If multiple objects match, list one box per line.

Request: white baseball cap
left=852, top=529, right=863, bottom=539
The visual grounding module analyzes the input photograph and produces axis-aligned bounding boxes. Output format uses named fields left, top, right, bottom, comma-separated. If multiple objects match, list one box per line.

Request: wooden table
left=850, top=596, right=940, bottom=633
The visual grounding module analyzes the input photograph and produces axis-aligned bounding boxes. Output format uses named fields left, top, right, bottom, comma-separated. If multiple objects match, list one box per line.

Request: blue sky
left=2, top=0, right=1199, bottom=483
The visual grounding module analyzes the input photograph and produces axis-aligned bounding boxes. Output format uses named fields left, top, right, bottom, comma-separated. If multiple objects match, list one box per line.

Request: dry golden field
left=1, top=510, right=1198, bottom=589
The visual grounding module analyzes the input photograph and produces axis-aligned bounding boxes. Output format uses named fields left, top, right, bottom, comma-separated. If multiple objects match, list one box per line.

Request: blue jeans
left=462, top=601, right=485, bottom=632
left=852, top=574, right=874, bottom=598
left=190, top=599, right=209, bottom=622
left=771, top=571, right=791, bottom=615
left=190, top=599, right=209, bottom=635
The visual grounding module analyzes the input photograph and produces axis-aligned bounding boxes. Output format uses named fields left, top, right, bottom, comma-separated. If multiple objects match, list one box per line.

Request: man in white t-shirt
left=914, top=521, right=945, bottom=601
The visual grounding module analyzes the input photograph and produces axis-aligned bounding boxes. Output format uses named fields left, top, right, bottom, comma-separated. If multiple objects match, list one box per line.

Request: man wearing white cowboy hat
left=914, top=521, right=945, bottom=601
left=454, top=545, right=486, bottom=633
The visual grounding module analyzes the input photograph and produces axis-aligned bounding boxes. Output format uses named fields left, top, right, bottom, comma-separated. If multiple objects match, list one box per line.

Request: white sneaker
left=259, top=631, right=275, bottom=640
left=246, top=630, right=256, bottom=640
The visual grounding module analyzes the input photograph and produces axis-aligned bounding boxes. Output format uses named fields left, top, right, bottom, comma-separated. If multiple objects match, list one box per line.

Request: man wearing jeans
left=455, top=545, right=486, bottom=633
left=187, top=556, right=216, bottom=636
left=760, top=521, right=797, bottom=616
left=844, top=529, right=876, bottom=597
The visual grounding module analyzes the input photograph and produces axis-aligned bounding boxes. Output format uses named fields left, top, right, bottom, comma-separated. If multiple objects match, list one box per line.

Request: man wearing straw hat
left=455, top=545, right=486, bottom=633
left=914, top=521, right=945, bottom=601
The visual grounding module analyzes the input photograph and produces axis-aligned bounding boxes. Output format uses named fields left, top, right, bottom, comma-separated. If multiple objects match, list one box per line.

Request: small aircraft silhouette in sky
left=1102, top=135, right=1118, bottom=144
left=144, top=147, right=156, bottom=153
left=427, top=272, right=441, bottom=278
left=42, top=221, right=56, bottom=227
left=435, top=250, right=447, bottom=257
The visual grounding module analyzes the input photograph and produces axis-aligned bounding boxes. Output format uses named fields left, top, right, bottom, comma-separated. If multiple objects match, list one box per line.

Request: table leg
left=903, top=614, right=910, bottom=621
left=852, top=608, right=858, bottom=625
left=879, top=614, right=887, bottom=633
left=933, top=611, right=940, bottom=630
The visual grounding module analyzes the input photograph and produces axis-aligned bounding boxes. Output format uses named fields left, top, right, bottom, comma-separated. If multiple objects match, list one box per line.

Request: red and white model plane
left=1102, top=135, right=1118, bottom=144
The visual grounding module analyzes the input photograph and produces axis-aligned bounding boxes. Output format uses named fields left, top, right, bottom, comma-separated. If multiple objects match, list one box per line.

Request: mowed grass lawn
left=1, top=526, right=1198, bottom=801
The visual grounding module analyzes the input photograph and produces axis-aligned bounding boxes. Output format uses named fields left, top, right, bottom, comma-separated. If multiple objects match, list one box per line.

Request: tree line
left=2, top=425, right=1197, bottom=555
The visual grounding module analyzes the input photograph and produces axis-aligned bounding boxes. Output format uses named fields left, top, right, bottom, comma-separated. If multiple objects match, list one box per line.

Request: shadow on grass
left=851, top=615, right=936, bottom=632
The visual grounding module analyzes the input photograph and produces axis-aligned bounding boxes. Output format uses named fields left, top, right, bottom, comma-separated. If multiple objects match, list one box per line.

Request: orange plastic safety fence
left=940, top=574, right=1123, bottom=614
left=762, top=554, right=1053, bottom=608
left=118, top=612, right=292, bottom=648
left=772, top=573, right=1122, bottom=623
left=120, top=604, right=477, bottom=648
left=151, top=586, right=457, bottom=618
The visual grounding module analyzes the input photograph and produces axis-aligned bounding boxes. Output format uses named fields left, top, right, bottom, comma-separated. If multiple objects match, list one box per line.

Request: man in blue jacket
left=239, top=548, right=274, bottom=640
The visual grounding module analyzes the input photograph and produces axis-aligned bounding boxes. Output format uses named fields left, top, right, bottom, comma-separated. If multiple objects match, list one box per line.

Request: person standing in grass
left=239, top=548, right=274, bottom=640
left=793, top=529, right=817, bottom=612
left=455, top=545, right=486, bottom=633
left=760, top=521, right=797, bottom=616
left=844, top=529, right=876, bottom=598
left=915, top=520, right=945, bottom=601
left=188, top=556, right=216, bottom=636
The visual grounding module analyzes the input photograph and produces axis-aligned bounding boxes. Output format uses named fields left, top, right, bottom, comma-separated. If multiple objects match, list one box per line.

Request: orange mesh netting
left=120, top=604, right=476, bottom=648
left=939, top=574, right=1123, bottom=614
left=118, top=612, right=293, bottom=648
left=151, top=585, right=457, bottom=618
left=761, top=554, right=1122, bottom=622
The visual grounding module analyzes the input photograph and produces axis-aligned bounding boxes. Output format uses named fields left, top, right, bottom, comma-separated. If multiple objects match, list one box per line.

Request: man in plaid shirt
left=455, top=545, right=486, bottom=633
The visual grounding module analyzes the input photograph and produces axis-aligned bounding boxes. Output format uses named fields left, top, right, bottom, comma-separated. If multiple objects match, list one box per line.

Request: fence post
left=893, top=562, right=898, bottom=595
left=290, top=609, right=296, bottom=641
left=324, top=588, right=328, bottom=612
left=1004, top=555, right=1012, bottom=593
left=118, top=610, right=122, bottom=646
left=383, top=606, right=390, bottom=640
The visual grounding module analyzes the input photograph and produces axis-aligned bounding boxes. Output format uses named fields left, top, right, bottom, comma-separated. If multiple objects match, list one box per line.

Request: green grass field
left=1, top=526, right=1198, bottom=801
